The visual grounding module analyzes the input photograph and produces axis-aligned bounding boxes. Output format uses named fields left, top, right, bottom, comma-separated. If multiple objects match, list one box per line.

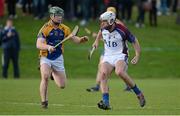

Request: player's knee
left=41, top=76, right=49, bottom=82
left=41, top=77, right=48, bottom=85
left=100, top=71, right=108, bottom=80
left=115, top=69, right=125, bottom=77
left=42, top=73, right=50, bottom=79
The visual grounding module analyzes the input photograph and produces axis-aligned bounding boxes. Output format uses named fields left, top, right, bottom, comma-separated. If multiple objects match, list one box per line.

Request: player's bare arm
left=131, top=38, right=141, bottom=65
left=92, top=30, right=102, bottom=48
left=36, top=37, right=55, bottom=53
left=71, top=35, right=89, bottom=44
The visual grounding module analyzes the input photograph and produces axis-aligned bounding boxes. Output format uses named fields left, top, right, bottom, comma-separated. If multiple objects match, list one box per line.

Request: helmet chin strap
left=52, top=20, right=60, bottom=26
left=51, top=14, right=61, bottom=26
left=104, top=24, right=113, bottom=30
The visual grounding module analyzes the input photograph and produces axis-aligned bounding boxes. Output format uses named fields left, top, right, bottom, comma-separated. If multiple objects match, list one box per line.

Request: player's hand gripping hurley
left=54, top=25, right=79, bottom=48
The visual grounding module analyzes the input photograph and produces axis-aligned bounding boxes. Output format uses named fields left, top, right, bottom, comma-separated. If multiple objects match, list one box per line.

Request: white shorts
left=40, top=55, right=65, bottom=72
left=102, top=54, right=128, bottom=67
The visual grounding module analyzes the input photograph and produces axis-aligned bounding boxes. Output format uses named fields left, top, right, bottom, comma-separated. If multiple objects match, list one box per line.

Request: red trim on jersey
left=115, top=23, right=129, bottom=55
left=115, top=23, right=135, bottom=43
left=115, top=23, right=128, bottom=36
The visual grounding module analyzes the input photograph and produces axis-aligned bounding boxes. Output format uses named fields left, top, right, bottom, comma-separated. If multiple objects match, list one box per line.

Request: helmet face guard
left=99, top=11, right=116, bottom=26
left=99, top=11, right=116, bottom=30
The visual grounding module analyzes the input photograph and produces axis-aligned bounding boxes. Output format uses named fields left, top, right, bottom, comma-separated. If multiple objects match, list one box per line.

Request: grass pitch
left=0, top=8, right=180, bottom=115
left=0, top=78, right=180, bottom=115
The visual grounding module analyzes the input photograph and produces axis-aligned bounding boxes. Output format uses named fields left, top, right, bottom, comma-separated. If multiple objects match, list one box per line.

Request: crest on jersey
left=54, top=31, right=58, bottom=36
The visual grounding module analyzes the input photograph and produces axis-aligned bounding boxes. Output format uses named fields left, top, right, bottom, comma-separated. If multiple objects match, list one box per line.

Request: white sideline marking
left=21, top=45, right=180, bottom=52
left=1, top=102, right=180, bottom=110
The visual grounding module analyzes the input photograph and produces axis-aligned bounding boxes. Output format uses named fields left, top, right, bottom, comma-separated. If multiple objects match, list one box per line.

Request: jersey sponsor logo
left=49, top=32, right=53, bottom=36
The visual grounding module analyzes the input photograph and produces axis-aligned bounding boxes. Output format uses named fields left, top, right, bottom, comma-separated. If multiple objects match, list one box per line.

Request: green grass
left=0, top=8, right=180, bottom=115
left=1, top=13, right=180, bottom=79
left=0, top=78, right=180, bottom=115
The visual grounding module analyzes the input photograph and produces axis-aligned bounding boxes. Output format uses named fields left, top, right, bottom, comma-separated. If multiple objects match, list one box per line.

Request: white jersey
left=101, top=23, right=136, bottom=56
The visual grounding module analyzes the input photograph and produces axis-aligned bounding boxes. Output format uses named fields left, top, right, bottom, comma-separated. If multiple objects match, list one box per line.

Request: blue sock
left=102, top=93, right=109, bottom=106
left=95, top=84, right=100, bottom=90
left=132, top=85, right=141, bottom=95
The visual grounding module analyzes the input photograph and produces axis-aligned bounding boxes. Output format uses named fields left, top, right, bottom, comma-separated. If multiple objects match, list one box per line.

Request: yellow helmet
left=107, top=7, right=116, bottom=14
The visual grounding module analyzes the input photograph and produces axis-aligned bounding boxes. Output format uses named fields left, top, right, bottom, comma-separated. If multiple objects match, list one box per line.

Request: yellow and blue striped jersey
left=37, top=21, right=71, bottom=60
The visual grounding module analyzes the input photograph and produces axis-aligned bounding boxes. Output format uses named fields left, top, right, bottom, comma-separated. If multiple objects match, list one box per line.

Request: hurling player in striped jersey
left=93, top=11, right=146, bottom=110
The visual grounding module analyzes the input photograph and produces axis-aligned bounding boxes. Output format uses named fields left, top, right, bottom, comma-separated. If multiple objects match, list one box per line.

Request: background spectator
left=0, top=18, right=20, bottom=79
left=22, top=0, right=32, bottom=16
left=80, top=0, right=91, bottom=26
left=0, top=24, right=3, bottom=45
left=160, top=0, right=169, bottom=15
left=172, top=0, right=178, bottom=15
left=121, top=0, right=133, bottom=23
left=177, top=10, right=180, bottom=24
left=0, top=0, right=5, bottom=18
left=149, top=0, right=157, bottom=27
left=135, top=0, right=147, bottom=28
left=33, top=0, right=46, bottom=19
left=6, top=0, right=17, bottom=18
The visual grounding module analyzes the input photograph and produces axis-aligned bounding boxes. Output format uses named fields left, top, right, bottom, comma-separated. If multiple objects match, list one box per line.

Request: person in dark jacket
left=6, top=0, right=17, bottom=18
left=1, top=18, right=20, bottom=78
left=0, top=25, right=3, bottom=46
left=149, top=0, right=157, bottom=27
left=135, top=0, right=147, bottom=28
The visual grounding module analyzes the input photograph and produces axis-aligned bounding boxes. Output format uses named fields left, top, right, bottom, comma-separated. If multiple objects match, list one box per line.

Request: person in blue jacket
left=0, top=18, right=20, bottom=78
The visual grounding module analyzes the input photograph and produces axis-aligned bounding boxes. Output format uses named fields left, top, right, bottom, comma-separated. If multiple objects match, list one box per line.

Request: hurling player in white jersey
left=86, top=7, right=131, bottom=92
left=93, top=11, right=146, bottom=110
